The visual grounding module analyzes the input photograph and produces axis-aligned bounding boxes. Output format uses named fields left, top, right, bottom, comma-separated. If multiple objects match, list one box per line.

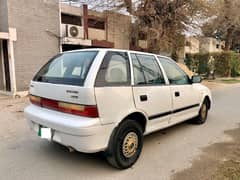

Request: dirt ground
left=172, top=125, right=240, bottom=180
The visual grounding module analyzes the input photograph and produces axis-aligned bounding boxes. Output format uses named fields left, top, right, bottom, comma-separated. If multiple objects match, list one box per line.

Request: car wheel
left=194, top=99, right=209, bottom=124
left=105, top=119, right=143, bottom=169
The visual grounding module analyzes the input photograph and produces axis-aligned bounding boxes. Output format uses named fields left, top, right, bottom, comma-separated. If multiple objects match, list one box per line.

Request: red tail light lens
left=29, top=95, right=41, bottom=106
left=42, top=98, right=59, bottom=110
left=58, top=102, right=99, bottom=118
left=29, top=95, right=99, bottom=118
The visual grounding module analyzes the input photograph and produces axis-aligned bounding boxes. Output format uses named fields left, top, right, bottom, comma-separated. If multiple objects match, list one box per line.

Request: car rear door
left=158, top=57, right=200, bottom=125
left=130, top=53, right=172, bottom=133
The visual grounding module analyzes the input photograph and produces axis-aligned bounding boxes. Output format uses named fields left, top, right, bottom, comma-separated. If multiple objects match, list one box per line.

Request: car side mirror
left=191, top=75, right=202, bottom=84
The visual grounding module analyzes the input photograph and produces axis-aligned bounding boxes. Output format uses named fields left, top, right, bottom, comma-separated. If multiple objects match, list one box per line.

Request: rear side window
left=131, top=53, right=165, bottom=85
left=131, top=54, right=146, bottom=85
left=33, top=51, right=98, bottom=86
left=95, top=51, right=130, bottom=86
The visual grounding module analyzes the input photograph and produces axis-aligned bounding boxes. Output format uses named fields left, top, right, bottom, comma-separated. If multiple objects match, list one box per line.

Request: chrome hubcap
left=122, top=132, right=138, bottom=158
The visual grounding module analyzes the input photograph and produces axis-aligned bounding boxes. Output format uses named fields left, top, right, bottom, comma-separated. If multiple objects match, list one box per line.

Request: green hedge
left=185, top=52, right=240, bottom=77
left=229, top=53, right=240, bottom=77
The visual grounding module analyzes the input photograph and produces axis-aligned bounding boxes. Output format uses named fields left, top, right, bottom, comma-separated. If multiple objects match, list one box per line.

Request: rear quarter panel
left=94, top=87, right=137, bottom=125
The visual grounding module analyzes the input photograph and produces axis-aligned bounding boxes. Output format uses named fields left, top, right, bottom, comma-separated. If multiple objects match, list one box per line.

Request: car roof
left=61, top=48, right=171, bottom=60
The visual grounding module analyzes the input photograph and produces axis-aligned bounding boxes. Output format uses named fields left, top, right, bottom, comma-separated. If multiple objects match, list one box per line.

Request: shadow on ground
left=172, top=124, right=240, bottom=180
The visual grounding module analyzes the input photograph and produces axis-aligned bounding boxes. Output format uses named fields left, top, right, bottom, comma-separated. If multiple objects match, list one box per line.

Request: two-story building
left=199, top=37, right=225, bottom=54
left=60, top=3, right=131, bottom=51
left=184, top=37, right=200, bottom=54
left=0, top=0, right=131, bottom=96
left=0, top=0, right=60, bottom=96
left=185, top=36, right=225, bottom=55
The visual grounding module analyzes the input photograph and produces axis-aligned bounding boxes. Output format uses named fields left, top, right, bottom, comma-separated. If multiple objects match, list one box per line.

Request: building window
left=139, top=32, right=147, bottom=40
left=186, top=41, right=191, bottom=47
left=61, top=13, right=82, bottom=26
left=216, top=44, right=220, bottom=49
left=88, top=18, right=105, bottom=30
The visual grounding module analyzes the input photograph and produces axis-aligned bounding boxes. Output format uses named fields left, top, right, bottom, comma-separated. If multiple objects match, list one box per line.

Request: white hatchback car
left=25, top=49, right=212, bottom=169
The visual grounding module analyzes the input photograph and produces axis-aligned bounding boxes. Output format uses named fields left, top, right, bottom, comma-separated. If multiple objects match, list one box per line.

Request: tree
left=129, top=0, right=211, bottom=60
left=60, top=0, right=133, bottom=11
left=202, top=0, right=240, bottom=51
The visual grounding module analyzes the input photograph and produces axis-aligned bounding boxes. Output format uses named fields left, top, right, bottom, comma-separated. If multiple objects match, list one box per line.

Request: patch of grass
left=212, top=160, right=240, bottom=180
left=221, top=79, right=240, bottom=84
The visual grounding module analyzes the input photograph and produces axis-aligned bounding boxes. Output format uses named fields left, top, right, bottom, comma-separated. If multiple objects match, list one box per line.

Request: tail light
left=29, top=95, right=41, bottom=106
left=29, top=95, right=99, bottom=118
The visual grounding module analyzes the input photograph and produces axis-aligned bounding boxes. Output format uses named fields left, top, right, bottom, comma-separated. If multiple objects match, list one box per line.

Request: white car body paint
left=24, top=48, right=212, bottom=153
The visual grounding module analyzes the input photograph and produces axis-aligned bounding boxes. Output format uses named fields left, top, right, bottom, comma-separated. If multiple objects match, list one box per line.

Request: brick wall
left=0, top=0, right=9, bottom=32
left=7, top=0, right=60, bottom=91
left=106, top=11, right=131, bottom=50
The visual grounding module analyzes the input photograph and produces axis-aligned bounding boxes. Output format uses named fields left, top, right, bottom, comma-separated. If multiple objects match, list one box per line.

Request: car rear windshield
left=33, top=51, right=98, bottom=86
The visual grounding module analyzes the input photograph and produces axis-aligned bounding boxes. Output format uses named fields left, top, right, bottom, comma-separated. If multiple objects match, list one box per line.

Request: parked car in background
left=24, top=49, right=212, bottom=169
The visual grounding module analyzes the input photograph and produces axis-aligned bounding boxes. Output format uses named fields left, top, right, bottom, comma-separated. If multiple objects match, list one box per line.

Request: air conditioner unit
left=67, top=25, right=84, bottom=39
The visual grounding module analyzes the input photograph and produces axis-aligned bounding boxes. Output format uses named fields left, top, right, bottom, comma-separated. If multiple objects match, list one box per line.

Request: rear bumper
left=24, top=104, right=114, bottom=153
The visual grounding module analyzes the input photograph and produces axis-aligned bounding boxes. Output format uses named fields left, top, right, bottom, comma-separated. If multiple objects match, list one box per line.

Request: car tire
left=105, top=119, right=143, bottom=169
left=194, top=99, right=209, bottom=124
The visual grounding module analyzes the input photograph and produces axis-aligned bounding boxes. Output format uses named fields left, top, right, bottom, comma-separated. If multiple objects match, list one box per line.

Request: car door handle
left=175, top=91, right=180, bottom=97
left=140, top=95, right=148, bottom=102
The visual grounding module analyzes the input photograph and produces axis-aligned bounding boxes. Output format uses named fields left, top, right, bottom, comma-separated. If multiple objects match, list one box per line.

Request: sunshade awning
left=0, top=32, right=9, bottom=40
